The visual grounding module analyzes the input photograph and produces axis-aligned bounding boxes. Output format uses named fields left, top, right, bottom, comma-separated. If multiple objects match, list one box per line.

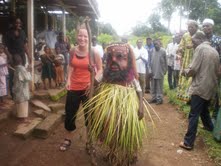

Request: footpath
left=0, top=92, right=216, bottom=166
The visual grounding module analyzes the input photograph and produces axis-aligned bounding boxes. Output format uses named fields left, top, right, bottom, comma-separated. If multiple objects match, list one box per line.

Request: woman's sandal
left=59, top=139, right=71, bottom=151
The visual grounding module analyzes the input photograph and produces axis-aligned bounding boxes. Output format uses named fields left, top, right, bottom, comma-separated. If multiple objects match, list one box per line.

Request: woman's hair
left=76, top=23, right=87, bottom=34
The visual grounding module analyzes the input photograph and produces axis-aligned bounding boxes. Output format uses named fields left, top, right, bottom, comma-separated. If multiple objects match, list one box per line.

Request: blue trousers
left=184, top=95, right=214, bottom=147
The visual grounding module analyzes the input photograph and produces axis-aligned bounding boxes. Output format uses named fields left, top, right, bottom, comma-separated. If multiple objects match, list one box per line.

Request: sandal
left=59, top=139, right=71, bottom=151
left=179, top=142, right=193, bottom=150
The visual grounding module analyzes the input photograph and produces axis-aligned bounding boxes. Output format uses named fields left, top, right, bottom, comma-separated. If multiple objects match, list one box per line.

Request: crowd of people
left=0, top=17, right=71, bottom=122
left=0, top=15, right=221, bottom=165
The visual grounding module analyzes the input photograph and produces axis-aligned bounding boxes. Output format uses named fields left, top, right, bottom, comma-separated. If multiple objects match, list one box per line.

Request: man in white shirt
left=134, top=39, right=149, bottom=94
left=45, top=26, right=57, bottom=52
left=166, top=36, right=179, bottom=89
left=92, top=36, right=104, bottom=59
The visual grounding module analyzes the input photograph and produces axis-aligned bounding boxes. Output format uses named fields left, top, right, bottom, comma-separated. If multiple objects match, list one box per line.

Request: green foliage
left=150, top=33, right=172, bottom=48
left=129, top=36, right=145, bottom=47
left=199, top=129, right=221, bottom=165
left=148, top=13, right=168, bottom=33
left=132, top=24, right=153, bottom=37
left=66, top=30, right=76, bottom=45
left=160, top=0, right=221, bottom=35
left=160, top=0, right=176, bottom=19
left=66, top=15, right=78, bottom=32
left=97, top=22, right=117, bottom=36
left=97, top=33, right=115, bottom=45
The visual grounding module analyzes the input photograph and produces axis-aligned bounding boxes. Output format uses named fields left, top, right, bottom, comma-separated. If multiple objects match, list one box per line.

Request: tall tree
left=148, top=13, right=168, bottom=33
left=160, top=0, right=176, bottom=30
left=97, top=22, right=117, bottom=36
left=160, top=0, right=221, bottom=34
left=132, top=24, right=152, bottom=36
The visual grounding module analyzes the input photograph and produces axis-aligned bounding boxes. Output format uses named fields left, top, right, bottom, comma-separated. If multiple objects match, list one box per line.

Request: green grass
left=164, top=77, right=221, bottom=165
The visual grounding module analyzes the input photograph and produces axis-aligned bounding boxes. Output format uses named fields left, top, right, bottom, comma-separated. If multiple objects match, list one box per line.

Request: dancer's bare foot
left=90, top=147, right=97, bottom=166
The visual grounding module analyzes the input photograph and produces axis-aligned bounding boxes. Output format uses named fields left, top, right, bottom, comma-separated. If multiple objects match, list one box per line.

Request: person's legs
left=8, top=68, right=14, bottom=98
left=42, top=78, right=47, bottom=90
left=200, top=100, right=214, bottom=131
left=16, top=101, right=29, bottom=121
left=156, top=79, right=164, bottom=104
left=48, top=78, right=52, bottom=89
left=60, top=90, right=82, bottom=151
left=64, top=90, right=82, bottom=131
left=150, top=79, right=157, bottom=102
left=168, top=66, right=173, bottom=89
left=183, top=95, right=204, bottom=147
left=145, top=69, right=150, bottom=92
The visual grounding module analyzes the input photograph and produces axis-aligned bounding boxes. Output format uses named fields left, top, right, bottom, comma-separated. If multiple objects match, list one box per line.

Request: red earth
left=0, top=94, right=215, bottom=166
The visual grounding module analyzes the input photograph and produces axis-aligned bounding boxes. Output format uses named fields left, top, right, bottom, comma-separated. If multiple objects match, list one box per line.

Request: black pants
left=184, top=95, right=214, bottom=147
left=65, top=90, right=88, bottom=131
left=168, top=66, right=173, bottom=89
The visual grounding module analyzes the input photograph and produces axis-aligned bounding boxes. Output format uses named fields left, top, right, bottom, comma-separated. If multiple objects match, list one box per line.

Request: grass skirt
left=82, top=83, right=147, bottom=165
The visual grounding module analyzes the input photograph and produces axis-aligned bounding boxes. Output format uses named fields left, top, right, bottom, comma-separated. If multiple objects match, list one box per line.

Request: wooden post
left=11, top=0, right=16, bottom=13
left=54, top=15, right=57, bottom=31
left=27, top=0, right=34, bottom=92
left=62, top=8, right=66, bottom=39
left=45, top=11, right=48, bottom=30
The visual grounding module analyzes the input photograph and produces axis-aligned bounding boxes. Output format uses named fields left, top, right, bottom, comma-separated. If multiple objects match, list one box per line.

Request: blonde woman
left=59, top=25, right=103, bottom=152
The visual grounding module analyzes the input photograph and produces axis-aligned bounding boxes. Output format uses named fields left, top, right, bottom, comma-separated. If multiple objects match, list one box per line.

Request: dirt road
left=0, top=94, right=215, bottom=166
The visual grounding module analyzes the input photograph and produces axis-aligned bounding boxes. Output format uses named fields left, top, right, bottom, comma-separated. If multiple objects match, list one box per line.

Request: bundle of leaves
left=81, top=83, right=157, bottom=165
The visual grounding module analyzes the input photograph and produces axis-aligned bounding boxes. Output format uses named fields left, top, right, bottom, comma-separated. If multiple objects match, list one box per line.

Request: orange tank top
left=69, top=53, right=90, bottom=90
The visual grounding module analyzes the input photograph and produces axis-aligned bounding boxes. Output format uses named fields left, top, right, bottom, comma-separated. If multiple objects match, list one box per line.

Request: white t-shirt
left=134, top=47, right=148, bottom=74
left=45, top=30, right=57, bottom=49
left=93, top=44, right=104, bottom=58
left=166, top=42, right=178, bottom=66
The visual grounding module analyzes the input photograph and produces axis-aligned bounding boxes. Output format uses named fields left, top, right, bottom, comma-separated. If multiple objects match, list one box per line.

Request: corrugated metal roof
left=0, top=0, right=99, bottom=18
left=36, top=0, right=99, bottom=18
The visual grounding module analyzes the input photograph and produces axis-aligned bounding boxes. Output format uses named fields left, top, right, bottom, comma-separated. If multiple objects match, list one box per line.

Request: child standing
left=40, top=46, right=55, bottom=90
left=54, top=47, right=64, bottom=88
left=12, top=55, right=31, bottom=122
left=0, top=44, right=9, bottom=104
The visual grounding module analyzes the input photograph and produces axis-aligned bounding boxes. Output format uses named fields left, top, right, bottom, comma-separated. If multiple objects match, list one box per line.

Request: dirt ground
left=0, top=94, right=216, bottom=166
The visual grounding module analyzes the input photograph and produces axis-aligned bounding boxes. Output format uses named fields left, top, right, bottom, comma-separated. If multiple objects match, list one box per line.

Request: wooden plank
left=14, top=118, right=42, bottom=139
left=33, top=113, right=62, bottom=139
left=48, top=103, right=65, bottom=112
left=33, top=109, right=48, bottom=119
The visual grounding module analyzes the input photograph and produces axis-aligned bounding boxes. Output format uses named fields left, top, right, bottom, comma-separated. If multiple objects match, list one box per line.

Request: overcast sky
left=97, top=0, right=161, bottom=35
left=96, top=0, right=221, bottom=36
